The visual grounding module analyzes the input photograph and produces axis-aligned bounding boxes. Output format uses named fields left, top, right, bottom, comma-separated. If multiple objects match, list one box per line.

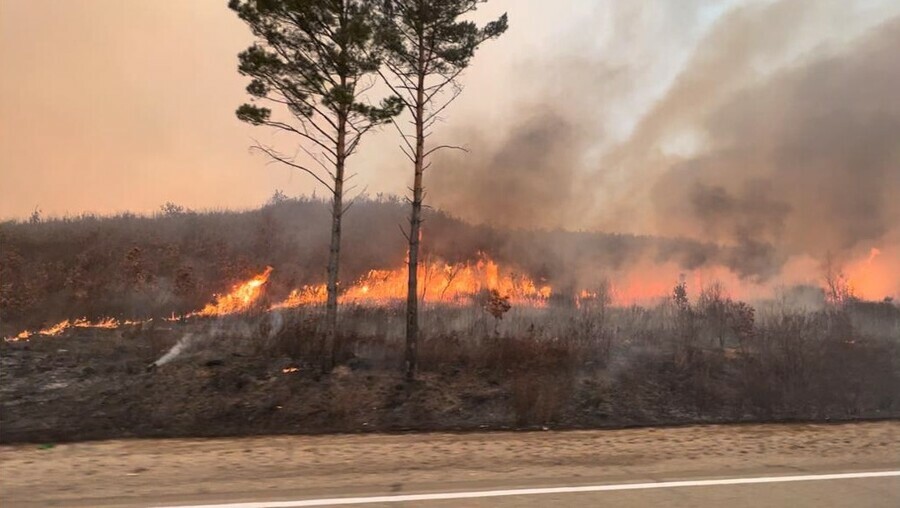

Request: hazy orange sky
left=2, top=0, right=898, bottom=241
left=0, top=0, right=590, bottom=219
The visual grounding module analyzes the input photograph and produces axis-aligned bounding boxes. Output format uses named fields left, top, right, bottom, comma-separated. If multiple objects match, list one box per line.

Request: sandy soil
left=1, top=421, right=897, bottom=507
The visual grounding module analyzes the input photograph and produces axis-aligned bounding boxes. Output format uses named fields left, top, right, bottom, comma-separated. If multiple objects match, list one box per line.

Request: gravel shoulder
left=1, top=421, right=897, bottom=507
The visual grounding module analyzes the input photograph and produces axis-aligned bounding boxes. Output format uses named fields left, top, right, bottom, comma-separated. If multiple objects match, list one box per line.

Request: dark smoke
left=429, top=110, right=585, bottom=230
left=654, top=17, right=900, bottom=266
left=426, top=2, right=900, bottom=280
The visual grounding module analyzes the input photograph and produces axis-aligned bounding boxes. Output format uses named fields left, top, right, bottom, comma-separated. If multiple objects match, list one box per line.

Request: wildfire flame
left=8, top=247, right=895, bottom=342
left=843, top=247, right=893, bottom=301
left=7, top=268, right=277, bottom=341
left=272, top=254, right=552, bottom=309
left=190, top=266, right=274, bottom=317
left=271, top=285, right=327, bottom=309
left=10, top=316, right=137, bottom=341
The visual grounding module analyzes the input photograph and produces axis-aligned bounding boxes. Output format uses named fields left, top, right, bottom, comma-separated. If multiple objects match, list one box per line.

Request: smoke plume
left=428, top=0, right=900, bottom=284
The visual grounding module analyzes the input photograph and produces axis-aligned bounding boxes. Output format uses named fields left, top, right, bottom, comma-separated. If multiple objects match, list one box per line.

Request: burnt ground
left=0, top=325, right=520, bottom=444
left=0, top=325, right=582, bottom=443
left=2, top=314, right=899, bottom=445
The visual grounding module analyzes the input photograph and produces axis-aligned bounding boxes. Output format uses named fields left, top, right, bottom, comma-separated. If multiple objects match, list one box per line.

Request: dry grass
left=253, top=293, right=899, bottom=425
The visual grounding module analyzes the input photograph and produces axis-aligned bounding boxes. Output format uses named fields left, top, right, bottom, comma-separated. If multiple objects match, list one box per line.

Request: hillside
left=1, top=196, right=723, bottom=333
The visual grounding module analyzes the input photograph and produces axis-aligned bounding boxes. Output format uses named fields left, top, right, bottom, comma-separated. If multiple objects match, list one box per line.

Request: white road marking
left=156, top=470, right=900, bottom=508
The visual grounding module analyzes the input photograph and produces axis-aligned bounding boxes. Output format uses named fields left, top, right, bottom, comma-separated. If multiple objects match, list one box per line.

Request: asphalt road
left=1, top=421, right=897, bottom=507
left=150, top=471, right=900, bottom=508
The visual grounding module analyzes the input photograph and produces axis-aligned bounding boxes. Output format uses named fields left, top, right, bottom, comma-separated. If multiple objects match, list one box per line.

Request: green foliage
left=235, top=103, right=271, bottom=125
left=376, top=0, right=507, bottom=120
left=230, top=0, right=401, bottom=143
left=378, top=1, right=508, bottom=76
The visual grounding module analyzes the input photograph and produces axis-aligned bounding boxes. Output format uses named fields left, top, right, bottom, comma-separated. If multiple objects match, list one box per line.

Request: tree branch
left=251, top=141, right=335, bottom=193
left=423, top=144, right=468, bottom=158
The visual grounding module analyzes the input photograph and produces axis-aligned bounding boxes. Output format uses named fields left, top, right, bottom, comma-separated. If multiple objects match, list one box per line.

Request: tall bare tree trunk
left=404, top=43, right=426, bottom=382
left=326, top=114, right=347, bottom=371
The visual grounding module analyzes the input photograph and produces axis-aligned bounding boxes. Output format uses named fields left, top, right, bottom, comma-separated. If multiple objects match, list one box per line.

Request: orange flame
left=271, top=285, right=327, bottom=309
left=272, top=254, right=551, bottom=309
left=844, top=247, right=894, bottom=301
left=191, top=266, right=273, bottom=317
left=9, top=316, right=136, bottom=341
left=6, top=268, right=275, bottom=340
left=9, top=247, right=894, bottom=342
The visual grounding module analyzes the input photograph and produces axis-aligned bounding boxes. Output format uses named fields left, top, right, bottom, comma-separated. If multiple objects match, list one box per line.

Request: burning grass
left=270, top=254, right=551, bottom=309
left=6, top=255, right=553, bottom=341
left=5, top=197, right=895, bottom=342
left=191, top=266, right=273, bottom=317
